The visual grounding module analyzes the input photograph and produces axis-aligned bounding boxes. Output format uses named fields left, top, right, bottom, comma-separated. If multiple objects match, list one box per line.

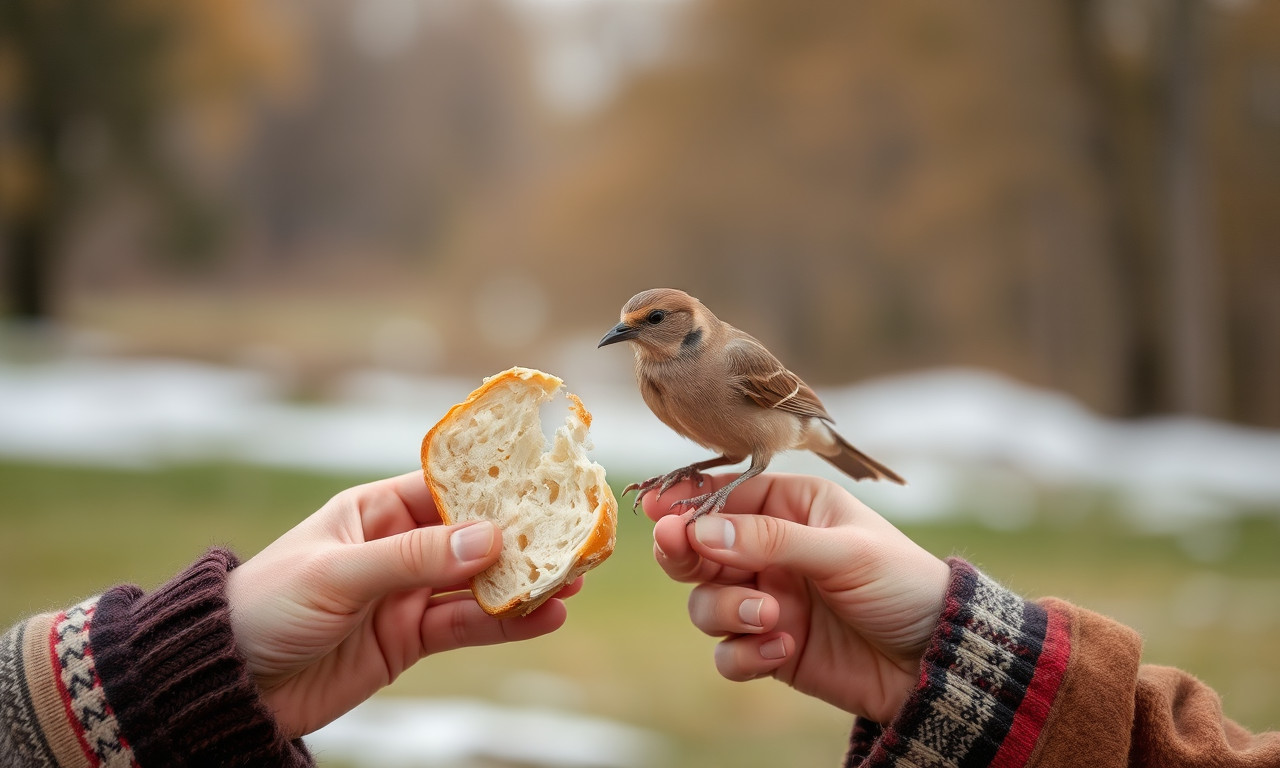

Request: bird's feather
left=818, top=426, right=906, bottom=484
left=725, top=335, right=832, bottom=421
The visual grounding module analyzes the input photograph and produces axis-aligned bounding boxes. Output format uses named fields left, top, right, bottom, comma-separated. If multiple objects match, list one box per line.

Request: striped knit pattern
left=845, top=559, right=1072, bottom=768
left=1, top=618, right=59, bottom=768
left=2, top=597, right=138, bottom=768
left=49, top=599, right=138, bottom=768
left=3, top=549, right=313, bottom=767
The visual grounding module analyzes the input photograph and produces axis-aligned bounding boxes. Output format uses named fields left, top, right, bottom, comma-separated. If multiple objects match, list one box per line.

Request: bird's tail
left=818, top=429, right=906, bottom=485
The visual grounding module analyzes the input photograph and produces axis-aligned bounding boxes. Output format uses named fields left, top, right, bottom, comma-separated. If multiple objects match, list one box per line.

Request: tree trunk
left=1164, top=0, right=1228, bottom=417
left=1062, top=0, right=1167, bottom=417
left=4, top=211, right=55, bottom=321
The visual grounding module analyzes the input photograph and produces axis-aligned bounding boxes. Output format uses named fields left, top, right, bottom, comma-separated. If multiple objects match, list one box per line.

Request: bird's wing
left=725, top=336, right=832, bottom=421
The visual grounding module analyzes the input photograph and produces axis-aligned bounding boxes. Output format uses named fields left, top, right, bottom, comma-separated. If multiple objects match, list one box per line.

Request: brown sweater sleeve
left=0, top=549, right=313, bottom=768
left=1031, top=598, right=1280, bottom=768
left=845, top=560, right=1280, bottom=768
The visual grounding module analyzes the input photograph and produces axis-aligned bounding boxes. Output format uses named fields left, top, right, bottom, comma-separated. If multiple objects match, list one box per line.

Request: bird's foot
left=622, top=465, right=709, bottom=513
left=671, top=486, right=734, bottom=524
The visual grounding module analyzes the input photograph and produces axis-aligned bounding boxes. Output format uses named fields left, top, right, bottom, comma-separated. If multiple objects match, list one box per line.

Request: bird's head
left=597, top=288, right=712, bottom=362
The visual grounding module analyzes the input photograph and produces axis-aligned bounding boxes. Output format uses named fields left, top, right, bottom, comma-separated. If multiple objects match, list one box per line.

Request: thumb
left=687, top=513, right=852, bottom=582
left=342, top=521, right=501, bottom=603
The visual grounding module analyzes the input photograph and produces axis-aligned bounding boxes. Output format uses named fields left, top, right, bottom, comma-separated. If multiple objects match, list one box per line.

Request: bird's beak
left=598, top=322, right=639, bottom=348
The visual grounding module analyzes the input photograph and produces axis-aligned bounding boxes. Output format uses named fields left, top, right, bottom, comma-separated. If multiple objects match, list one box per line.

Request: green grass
left=3, top=460, right=1278, bottom=766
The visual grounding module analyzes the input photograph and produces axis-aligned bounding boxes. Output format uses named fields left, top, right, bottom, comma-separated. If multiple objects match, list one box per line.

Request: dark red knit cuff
left=843, top=558, right=1072, bottom=768
left=89, top=548, right=313, bottom=767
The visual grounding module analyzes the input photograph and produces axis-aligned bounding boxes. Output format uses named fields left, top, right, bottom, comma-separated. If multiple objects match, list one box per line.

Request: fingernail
left=653, top=536, right=668, bottom=559
left=694, top=516, right=735, bottom=550
left=451, top=523, right=494, bottom=562
left=760, top=637, right=787, bottom=660
left=739, top=598, right=764, bottom=628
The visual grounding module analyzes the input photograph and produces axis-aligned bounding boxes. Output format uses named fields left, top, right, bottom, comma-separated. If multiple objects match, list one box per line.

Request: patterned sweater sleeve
left=0, top=548, right=313, bottom=768
left=843, top=558, right=1280, bottom=768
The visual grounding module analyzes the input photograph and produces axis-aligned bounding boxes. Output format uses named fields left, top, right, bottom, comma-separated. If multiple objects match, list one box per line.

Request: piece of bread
left=421, top=367, right=617, bottom=618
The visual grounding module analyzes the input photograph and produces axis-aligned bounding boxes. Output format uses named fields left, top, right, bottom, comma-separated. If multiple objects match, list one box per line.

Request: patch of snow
left=305, top=696, right=667, bottom=768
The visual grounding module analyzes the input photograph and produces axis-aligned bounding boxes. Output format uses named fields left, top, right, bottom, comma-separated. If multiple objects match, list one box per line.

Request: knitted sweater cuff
left=844, top=558, right=1072, bottom=768
left=89, top=548, right=313, bottom=767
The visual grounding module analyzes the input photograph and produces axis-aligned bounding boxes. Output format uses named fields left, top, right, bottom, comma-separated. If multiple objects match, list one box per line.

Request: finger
left=341, top=521, right=500, bottom=603
left=554, top=576, right=585, bottom=600
left=334, top=472, right=444, bottom=543
left=426, top=580, right=479, bottom=596
left=713, top=632, right=793, bottom=682
left=650, top=472, right=864, bottom=527
left=687, top=583, right=779, bottom=636
left=387, top=470, right=443, bottom=525
left=688, top=513, right=860, bottom=583
left=421, top=598, right=568, bottom=656
left=653, top=514, right=700, bottom=579
left=653, top=515, right=755, bottom=585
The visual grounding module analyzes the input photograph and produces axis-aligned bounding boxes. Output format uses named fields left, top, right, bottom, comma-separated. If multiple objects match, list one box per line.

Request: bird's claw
left=622, top=466, right=709, bottom=514
left=672, top=488, right=731, bottom=524
left=621, top=478, right=657, bottom=514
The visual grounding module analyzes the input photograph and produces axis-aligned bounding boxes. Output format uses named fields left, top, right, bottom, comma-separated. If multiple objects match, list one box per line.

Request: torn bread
left=421, top=367, right=617, bottom=618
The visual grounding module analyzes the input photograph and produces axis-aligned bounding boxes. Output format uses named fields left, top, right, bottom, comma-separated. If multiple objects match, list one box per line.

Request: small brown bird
left=598, top=287, right=904, bottom=519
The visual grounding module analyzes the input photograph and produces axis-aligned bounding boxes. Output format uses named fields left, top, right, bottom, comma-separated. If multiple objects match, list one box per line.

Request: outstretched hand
left=225, top=471, right=579, bottom=738
left=645, top=473, right=949, bottom=724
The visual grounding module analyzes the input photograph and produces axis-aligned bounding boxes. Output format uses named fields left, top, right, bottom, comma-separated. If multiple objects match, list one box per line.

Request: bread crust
left=421, top=367, right=617, bottom=617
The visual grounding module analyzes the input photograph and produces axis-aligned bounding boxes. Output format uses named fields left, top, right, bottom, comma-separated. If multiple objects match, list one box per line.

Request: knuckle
left=664, top=555, right=703, bottom=583
left=448, top=603, right=471, bottom=650
left=291, top=546, right=359, bottom=613
left=295, top=546, right=341, bottom=585
left=330, top=485, right=367, bottom=517
left=752, top=514, right=791, bottom=563
left=395, top=528, right=431, bottom=574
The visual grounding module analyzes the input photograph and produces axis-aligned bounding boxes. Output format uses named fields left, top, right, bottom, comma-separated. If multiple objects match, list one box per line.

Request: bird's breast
left=639, top=368, right=717, bottom=447
left=638, top=363, right=798, bottom=458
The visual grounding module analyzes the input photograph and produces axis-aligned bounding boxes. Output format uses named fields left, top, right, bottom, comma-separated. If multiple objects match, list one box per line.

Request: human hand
left=645, top=473, right=949, bottom=724
left=225, top=471, right=579, bottom=738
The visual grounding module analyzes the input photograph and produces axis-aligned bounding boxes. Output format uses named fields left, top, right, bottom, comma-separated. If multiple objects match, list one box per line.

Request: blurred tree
left=1208, top=0, right=1280, bottom=427
left=239, top=0, right=540, bottom=268
left=1162, top=0, right=1226, bottom=416
left=440, top=0, right=1280, bottom=426
left=1068, top=0, right=1280, bottom=424
left=0, top=0, right=298, bottom=320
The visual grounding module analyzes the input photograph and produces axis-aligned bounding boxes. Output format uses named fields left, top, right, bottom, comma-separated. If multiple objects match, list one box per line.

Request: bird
left=598, top=287, right=904, bottom=520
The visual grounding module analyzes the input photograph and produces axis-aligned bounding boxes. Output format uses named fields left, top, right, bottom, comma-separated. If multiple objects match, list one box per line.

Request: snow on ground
left=305, top=696, right=667, bottom=768
left=3, top=355, right=1280, bottom=532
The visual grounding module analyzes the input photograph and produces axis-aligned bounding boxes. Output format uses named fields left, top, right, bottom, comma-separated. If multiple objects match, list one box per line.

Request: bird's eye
left=646, top=310, right=666, bottom=325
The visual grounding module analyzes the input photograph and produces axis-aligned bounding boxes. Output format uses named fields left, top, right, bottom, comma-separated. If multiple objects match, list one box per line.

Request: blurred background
left=2, top=0, right=1278, bottom=765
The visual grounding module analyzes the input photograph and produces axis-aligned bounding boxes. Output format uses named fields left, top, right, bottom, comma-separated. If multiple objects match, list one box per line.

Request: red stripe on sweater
left=989, top=604, right=1072, bottom=768
left=49, top=609, right=102, bottom=768
left=83, top=643, right=141, bottom=768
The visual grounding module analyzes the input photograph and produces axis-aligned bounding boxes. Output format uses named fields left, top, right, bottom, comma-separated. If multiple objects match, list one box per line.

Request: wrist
left=869, top=554, right=965, bottom=721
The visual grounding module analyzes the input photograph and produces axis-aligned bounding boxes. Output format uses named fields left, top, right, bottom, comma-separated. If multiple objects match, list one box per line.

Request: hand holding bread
left=225, top=472, right=574, bottom=738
